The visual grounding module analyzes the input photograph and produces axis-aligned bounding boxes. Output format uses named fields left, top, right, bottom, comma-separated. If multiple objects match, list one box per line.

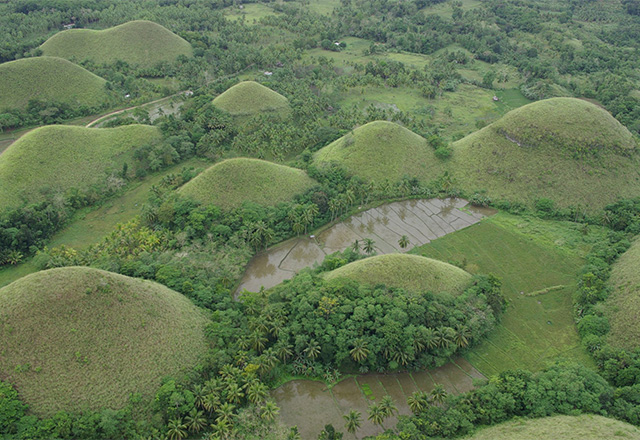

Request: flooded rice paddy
left=237, top=198, right=494, bottom=294
left=274, top=358, right=484, bottom=439
left=242, top=198, right=496, bottom=438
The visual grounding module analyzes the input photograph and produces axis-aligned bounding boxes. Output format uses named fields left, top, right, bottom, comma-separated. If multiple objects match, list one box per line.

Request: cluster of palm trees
left=288, top=203, right=319, bottom=235
left=165, top=364, right=280, bottom=440
left=351, top=238, right=376, bottom=255
left=407, top=384, right=448, bottom=413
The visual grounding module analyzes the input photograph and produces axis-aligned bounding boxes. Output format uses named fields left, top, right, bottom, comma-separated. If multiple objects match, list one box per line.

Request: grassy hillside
left=464, top=414, right=640, bottom=440
left=0, top=267, right=209, bottom=416
left=212, top=81, right=290, bottom=116
left=179, top=158, right=316, bottom=209
left=451, top=98, right=640, bottom=211
left=415, top=213, right=600, bottom=375
left=314, top=120, right=444, bottom=183
left=324, top=254, right=473, bottom=295
left=605, top=237, right=640, bottom=350
left=0, top=124, right=161, bottom=208
left=40, top=20, right=192, bottom=69
left=0, top=57, right=107, bottom=110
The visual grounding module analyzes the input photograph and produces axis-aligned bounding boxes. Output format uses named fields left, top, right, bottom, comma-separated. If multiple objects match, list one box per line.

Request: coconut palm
left=216, top=402, right=236, bottom=425
left=192, top=384, right=206, bottom=410
left=398, top=235, right=410, bottom=249
left=363, top=238, right=376, bottom=255
left=350, top=338, right=370, bottom=363
left=380, top=395, right=397, bottom=418
left=343, top=409, right=362, bottom=435
left=454, top=324, right=471, bottom=348
left=304, top=339, right=321, bottom=360
left=247, top=381, right=269, bottom=404
left=184, top=408, right=207, bottom=433
left=367, top=403, right=385, bottom=429
left=351, top=239, right=360, bottom=253
left=225, top=382, right=244, bottom=404
left=166, top=418, right=187, bottom=440
left=202, top=392, right=221, bottom=415
left=407, top=391, right=429, bottom=414
left=431, top=384, right=448, bottom=406
left=275, top=341, right=294, bottom=364
left=260, top=400, right=280, bottom=421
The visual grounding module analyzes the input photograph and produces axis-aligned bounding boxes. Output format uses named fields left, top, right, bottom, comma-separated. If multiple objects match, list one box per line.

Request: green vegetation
left=324, top=254, right=472, bottom=295
left=415, top=213, right=599, bottom=375
left=40, top=20, right=193, bottom=69
left=314, top=121, right=443, bottom=183
left=605, top=236, right=640, bottom=350
left=0, top=266, right=209, bottom=416
left=179, top=158, right=316, bottom=210
left=0, top=124, right=160, bottom=208
left=464, top=414, right=640, bottom=440
left=212, top=81, right=290, bottom=116
left=0, top=57, right=108, bottom=110
left=451, top=98, right=640, bottom=211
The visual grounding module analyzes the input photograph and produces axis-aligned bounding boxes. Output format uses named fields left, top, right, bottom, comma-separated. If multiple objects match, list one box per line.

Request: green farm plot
left=464, top=414, right=640, bottom=440
left=223, top=3, right=280, bottom=22
left=336, top=84, right=508, bottom=139
left=414, top=212, right=600, bottom=375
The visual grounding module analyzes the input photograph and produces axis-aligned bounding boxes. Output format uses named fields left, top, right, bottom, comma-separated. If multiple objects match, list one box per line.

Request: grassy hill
left=0, top=267, right=209, bottom=416
left=464, top=414, right=640, bottom=440
left=313, top=120, right=444, bottom=183
left=0, top=124, right=160, bottom=208
left=0, top=57, right=108, bottom=110
left=605, top=237, right=640, bottom=350
left=179, top=158, right=317, bottom=210
left=324, top=254, right=472, bottom=295
left=40, top=20, right=192, bottom=69
left=212, top=81, right=290, bottom=116
left=451, top=98, right=640, bottom=211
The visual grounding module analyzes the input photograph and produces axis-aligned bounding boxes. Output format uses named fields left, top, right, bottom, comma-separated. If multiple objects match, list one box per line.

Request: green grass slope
left=0, top=124, right=161, bottom=208
left=464, top=415, right=640, bottom=440
left=415, top=213, right=600, bottom=375
left=324, top=254, right=472, bottom=295
left=605, top=237, right=640, bottom=350
left=179, top=158, right=317, bottom=210
left=451, top=98, right=640, bottom=211
left=0, top=267, right=209, bottom=416
left=0, top=57, right=107, bottom=110
left=212, top=81, right=290, bottom=116
left=40, top=20, right=192, bottom=69
left=313, top=120, right=444, bottom=183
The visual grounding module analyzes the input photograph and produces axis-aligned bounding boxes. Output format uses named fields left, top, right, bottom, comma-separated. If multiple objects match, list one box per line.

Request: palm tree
left=287, top=426, right=302, bottom=440
left=407, top=391, right=429, bottom=414
left=343, top=409, right=362, bottom=435
left=166, top=418, right=187, bottom=440
left=304, top=339, right=321, bottom=360
left=250, top=330, right=268, bottom=353
left=431, top=384, right=448, bottom=406
left=202, top=392, right=220, bottom=415
left=302, top=203, right=319, bottom=234
left=398, top=235, right=410, bottom=249
left=260, top=400, right=280, bottom=421
left=454, top=324, right=471, bottom=348
left=225, top=382, right=244, bottom=404
left=367, top=403, right=385, bottom=429
left=351, top=239, right=360, bottom=253
left=247, top=381, right=269, bottom=404
left=363, top=238, right=376, bottom=255
left=184, top=408, right=207, bottom=433
left=192, top=384, right=206, bottom=410
left=350, top=338, right=370, bottom=363
left=275, top=341, right=294, bottom=364
left=216, top=402, right=236, bottom=425
left=380, top=395, right=397, bottom=418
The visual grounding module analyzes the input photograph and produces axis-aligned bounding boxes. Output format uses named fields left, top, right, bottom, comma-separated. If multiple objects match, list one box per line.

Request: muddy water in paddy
left=250, top=198, right=495, bottom=438
left=237, top=198, right=494, bottom=294
left=274, top=359, right=483, bottom=440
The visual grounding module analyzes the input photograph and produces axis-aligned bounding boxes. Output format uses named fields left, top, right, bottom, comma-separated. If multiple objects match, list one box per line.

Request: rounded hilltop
left=40, top=20, right=193, bottom=69
left=212, top=81, right=291, bottom=116
left=604, top=236, right=640, bottom=350
left=0, top=56, right=108, bottom=111
left=324, top=254, right=473, bottom=295
left=313, top=120, right=445, bottom=183
left=178, top=158, right=317, bottom=210
left=0, top=267, right=209, bottom=416
left=0, top=124, right=160, bottom=208
left=451, top=97, right=640, bottom=211
left=463, top=414, right=640, bottom=440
